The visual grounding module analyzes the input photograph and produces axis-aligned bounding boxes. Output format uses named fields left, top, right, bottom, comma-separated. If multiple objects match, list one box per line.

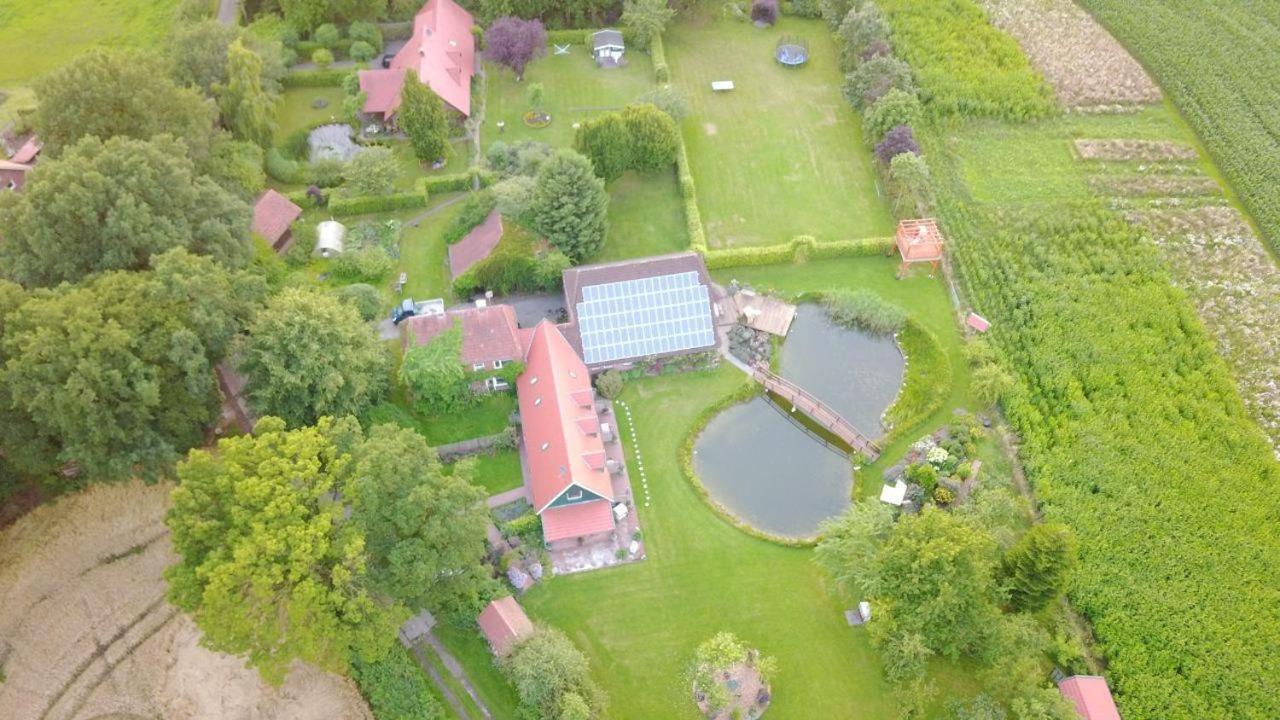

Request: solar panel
left=577, top=271, right=715, bottom=364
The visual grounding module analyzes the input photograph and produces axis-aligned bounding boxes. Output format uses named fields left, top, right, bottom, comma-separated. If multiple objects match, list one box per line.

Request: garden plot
left=981, top=0, right=1160, bottom=110
left=1129, top=206, right=1280, bottom=454
left=0, top=481, right=372, bottom=720
left=1074, top=138, right=1199, bottom=162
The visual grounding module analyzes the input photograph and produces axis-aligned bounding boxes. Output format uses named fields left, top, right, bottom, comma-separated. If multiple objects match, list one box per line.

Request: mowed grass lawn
left=667, top=12, right=895, bottom=247
left=599, top=170, right=689, bottom=262
left=483, top=49, right=654, bottom=151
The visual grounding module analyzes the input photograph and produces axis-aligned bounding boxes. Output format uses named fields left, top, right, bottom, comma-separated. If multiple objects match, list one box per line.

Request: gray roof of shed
left=592, top=29, right=624, bottom=49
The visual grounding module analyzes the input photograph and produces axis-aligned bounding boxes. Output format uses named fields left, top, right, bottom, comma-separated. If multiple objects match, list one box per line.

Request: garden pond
left=693, top=305, right=905, bottom=538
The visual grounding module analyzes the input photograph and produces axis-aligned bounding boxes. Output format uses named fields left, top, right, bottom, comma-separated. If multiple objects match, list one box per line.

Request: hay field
left=0, top=480, right=372, bottom=720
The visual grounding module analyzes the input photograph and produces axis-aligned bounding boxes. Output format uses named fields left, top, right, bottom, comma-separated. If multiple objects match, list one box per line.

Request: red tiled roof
left=11, top=137, right=40, bottom=164
left=1057, top=676, right=1121, bottom=720
left=540, top=500, right=615, bottom=543
left=363, top=0, right=474, bottom=118
left=449, top=209, right=503, bottom=280
left=517, top=321, right=614, bottom=516
left=477, top=596, right=534, bottom=657
left=576, top=417, right=599, bottom=435
left=402, top=304, right=522, bottom=366
left=251, top=190, right=303, bottom=247
left=896, top=218, right=945, bottom=262
left=359, top=69, right=408, bottom=117
left=965, top=312, right=990, bottom=333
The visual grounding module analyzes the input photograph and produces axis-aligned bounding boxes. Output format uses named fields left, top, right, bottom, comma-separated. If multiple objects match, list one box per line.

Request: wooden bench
left=711, top=80, right=735, bottom=92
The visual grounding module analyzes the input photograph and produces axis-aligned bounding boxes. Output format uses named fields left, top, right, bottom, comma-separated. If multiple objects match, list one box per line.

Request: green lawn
left=453, top=449, right=523, bottom=495
left=275, top=87, right=350, bottom=143
left=482, top=49, right=656, bottom=151
left=598, top=170, right=689, bottom=262
left=666, top=12, right=895, bottom=248
left=415, top=392, right=516, bottom=446
left=396, top=198, right=465, bottom=303
left=434, top=623, right=522, bottom=718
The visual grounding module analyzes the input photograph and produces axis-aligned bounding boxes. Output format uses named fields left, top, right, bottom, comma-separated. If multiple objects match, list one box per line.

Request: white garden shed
left=315, top=220, right=347, bottom=258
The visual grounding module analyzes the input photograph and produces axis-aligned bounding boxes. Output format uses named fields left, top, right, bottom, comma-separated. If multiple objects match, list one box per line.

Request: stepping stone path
left=617, top=400, right=650, bottom=508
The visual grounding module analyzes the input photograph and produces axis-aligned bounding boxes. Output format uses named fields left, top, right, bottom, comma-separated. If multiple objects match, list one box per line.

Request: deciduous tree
left=168, top=20, right=242, bottom=94
left=621, top=0, right=676, bottom=49
left=399, top=71, right=451, bottom=163
left=501, top=627, right=606, bottom=719
left=0, top=135, right=251, bottom=288
left=399, top=324, right=473, bottom=414
left=864, top=88, right=923, bottom=143
left=529, top=150, right=609, bottom=261
left=843, top=55, right=914, bottom=109
left=343, top=146, right=399, bottom=196
left=572, top=112, right=632, bottom=182
left=239, top=288, right=390, bottom=426
left=166, top=416, right=403, bottom=684
left=485, top=17, right=547, bottom=80
left=215, top=39, right=278, bottom=147
left=837, top=4, right=889, bottom=71
left=814, top=501, right=895, bottom=597
left=621, top=103, right=678, bottom=171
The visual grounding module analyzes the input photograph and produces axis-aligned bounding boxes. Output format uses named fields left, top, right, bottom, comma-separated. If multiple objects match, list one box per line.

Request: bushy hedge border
left=882, top=319, right=951, bottom=440
left=651, top=33, right=669, bottom=83
left=329, top=191, right=427, bottom=216
left=676, top=380, right=818, bottom=548
left=417, top=170, right=496, bottom=196
left=675, top=132, right=707, bottom=253
left=544, top=28, right=637, bottom=47
left=703, top=236, right=893, bottom=269
left=282, top=68, right=350, bottom=88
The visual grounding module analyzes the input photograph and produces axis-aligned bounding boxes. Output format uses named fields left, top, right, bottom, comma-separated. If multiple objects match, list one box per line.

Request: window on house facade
left=473, top=362, right=485, bottom=371
left=494, top=359, right=505, bottom=369
left=567, top=487, right=583, bottom=501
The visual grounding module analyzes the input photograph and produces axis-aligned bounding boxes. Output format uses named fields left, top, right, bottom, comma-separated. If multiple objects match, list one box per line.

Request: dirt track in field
left=0, top=480, right=373, bottom=720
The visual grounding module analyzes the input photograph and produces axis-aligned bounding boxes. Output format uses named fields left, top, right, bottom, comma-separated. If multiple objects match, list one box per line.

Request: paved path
left=425, top=633, right=493, bottom=719
left=216, top=0, right=239, bottom=25
left=409, top=642, right=472, bottom=719
left=405, top=192, right=470, bottom=227
left=486, top=486, right=529, bottom=508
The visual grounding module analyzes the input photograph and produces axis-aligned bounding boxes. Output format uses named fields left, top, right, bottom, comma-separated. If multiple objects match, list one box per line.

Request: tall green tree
left=239, top=288, right=390, bottom=427
left=33, top=49, right=215, bottom=158
left=572, top=112, right=632, bottom=182
left=399, top=324, right=473, bottom=414
left=215, top=39, right=278, bottom=147
left=168, top=20, right=242, bottom=94
left=529, top=150, right=609, bottom=262
left=348, top=424, right=494, bottom=617
left=166, top=416, right=403, bottom=684
left=999, top=523, right=1078, bottom=612
left=280, top=0, right=331, bottom=33
left=621, top=0, right=676, bottom=49
left=0, top=135, right=252, bottom=288
left=621, top=103, right=679, bottom=172
left=342, top=146, right=399, bottom=196
left=399, top=71, right=451, bottom=163
left=501, top=627, right=607, bottom=719
left=814, top=501, right=895, bottom=597
left=0, top=250, right=265, bottom=482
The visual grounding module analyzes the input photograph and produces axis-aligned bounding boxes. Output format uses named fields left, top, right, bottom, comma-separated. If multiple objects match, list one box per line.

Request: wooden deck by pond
left=750, top=365, right=880, bottom=460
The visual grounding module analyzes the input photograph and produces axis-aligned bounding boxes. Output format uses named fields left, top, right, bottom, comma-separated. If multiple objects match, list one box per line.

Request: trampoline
left=775, top=35, right=809, bottom=67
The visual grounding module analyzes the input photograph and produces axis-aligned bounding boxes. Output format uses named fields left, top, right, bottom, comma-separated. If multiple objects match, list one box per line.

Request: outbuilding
left=591, top=29, right=625, bottom=67
left=1057, top=675, right=1121, bottom=720
left=315, top=220, right=347, bottom=258
left=477, top=596, right=534, bottom=657
left=251, top=189, right=303, bottom=253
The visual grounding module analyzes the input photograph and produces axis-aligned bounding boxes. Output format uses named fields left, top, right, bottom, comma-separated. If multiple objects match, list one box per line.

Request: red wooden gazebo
left=893, top=218, right=946, bottom=277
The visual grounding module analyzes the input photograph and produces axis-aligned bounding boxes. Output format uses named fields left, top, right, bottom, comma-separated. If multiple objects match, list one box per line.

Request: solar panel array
left=577, top=271, right=715, bottom=364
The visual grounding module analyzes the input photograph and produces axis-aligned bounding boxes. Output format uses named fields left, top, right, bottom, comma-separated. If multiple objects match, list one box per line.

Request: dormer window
left=540, top=442, right=550, bottom=451
left=568, top=370, right=577, bottom=379
left=534, top=397, right=542, bottom=406
left=530, top=376, right=538, bottom=385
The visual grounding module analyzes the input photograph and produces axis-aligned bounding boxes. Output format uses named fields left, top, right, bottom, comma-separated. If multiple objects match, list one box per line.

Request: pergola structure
left=893, top=218, right=946, bottom=277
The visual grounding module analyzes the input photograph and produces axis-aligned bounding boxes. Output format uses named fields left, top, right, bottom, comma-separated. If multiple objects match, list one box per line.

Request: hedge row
left=703, top=236, right=893, bottom=269
left=881, top=319, right=952, bottom=441
left=545, top=27, right=637, bottom=47
left=674, top=132, right=706, bottom=254
left=282, top=68, right=350, bottom=87
left=417, top=170, right=496, bottom=195
left=329, top=191, right=427, bottom=216
left=651, top=33, right=669, bottom=83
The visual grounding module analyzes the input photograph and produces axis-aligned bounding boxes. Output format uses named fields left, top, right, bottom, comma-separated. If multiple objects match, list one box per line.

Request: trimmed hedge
left=265, top=148, right=306, bottom=184
left=704, top=236, right=892, bottom=269
left=675, top=134, right=707, bottom=253
left=282, top=69, right=349, bottom=87
left=545, top=28, right=637, bottom=47
left=651, top=33, right=669, bottom=83
left=329, top=191, right=427, bottom=216
left=418, top=170, right=496, bottom=195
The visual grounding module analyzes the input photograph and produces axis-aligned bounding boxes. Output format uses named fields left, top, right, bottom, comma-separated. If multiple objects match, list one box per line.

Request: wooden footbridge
left=751, top=364, right=880, bottom=460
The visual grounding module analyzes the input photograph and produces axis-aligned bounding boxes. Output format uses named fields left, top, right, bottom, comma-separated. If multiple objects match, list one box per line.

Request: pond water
left=692, top=304, right=906, bottom=538
left=777, top=304, right=905, bottom=437
left=694, top=397, right=854, bottom=538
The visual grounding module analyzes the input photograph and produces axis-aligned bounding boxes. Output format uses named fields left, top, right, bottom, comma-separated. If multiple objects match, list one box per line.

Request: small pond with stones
left=693, top=304, right=905, bottom=538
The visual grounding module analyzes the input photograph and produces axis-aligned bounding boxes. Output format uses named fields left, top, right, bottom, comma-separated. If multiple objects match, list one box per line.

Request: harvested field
left=982, top=0, right=1160, bottom=109
left=0, top=481, right=373, bottom=720
left=1129, top=206, right=1280, bottom=455
left=1074, top=138, right=1199, bottom=162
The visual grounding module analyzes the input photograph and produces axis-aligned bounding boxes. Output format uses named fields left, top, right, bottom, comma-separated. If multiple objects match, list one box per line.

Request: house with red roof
left=449, top=209, right=504, bottom=281
left=251, top=189, right=303, bottom=252
left=1057, top=675, right=1121, bottom=720
left=517, top=321, right=617, bottom=547
left=477, top=596, right=534, bottom=657
left=0, top=159, right=31, bottom=192
left=358, top=0, right=475, bottom=122
left=402, top=302, right=523, bottom=391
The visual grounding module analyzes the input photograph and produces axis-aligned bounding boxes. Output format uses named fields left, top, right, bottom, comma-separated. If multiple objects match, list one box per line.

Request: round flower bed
left=691, top=633, right=774, bottom=719
left=522, top=111, right=552, bottom=128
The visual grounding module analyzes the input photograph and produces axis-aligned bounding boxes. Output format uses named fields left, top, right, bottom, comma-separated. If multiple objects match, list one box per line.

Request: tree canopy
left=33, top=49, right=215, bottom=159
left=239, top=288, right=390, bottom=427
left=621, top=0, right=676, bottom=49
left=999, top=523, right=1077, bottom=612
left=399, top=323, right=473, bottom=414
left=0, top=135, right=252, bottom=288
left=0, top=250, right=265, bottom=482
left=485, top=17, right=547, bottom=80
left=501, top=627, right=607, bottom=720
left=215, top=38, right=278, bottom=147
left=529, top=149, right=609, bottom=262
left=399, top=71, right=451, bottom=163
left=166, top=416, right=403, bottom=684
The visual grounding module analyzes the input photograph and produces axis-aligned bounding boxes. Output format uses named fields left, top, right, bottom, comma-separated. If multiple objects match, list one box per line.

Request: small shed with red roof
left=0, top=159, right=31, bottom=192
left=1057, top=675, right=1121, bottom=720
left=517, top=321, right=617, bottom=547
left=251, top=189, right=304, bottom=252
left=894, top=218, right=945, bottom=277
left=358, top=0, right=475, bottom=121
left=477, top=596, right=534, bottom=657
left=402, top=302, right=523, bottom=389
left=449, top=209, right=504, bottom=280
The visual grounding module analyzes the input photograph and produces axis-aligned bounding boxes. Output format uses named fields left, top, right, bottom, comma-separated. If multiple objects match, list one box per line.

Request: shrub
left=310, top=157, right=348, bottom=188
left=328, top=191, right=427, bottom=216
left=623, top=103, right=679, bottom=172
left=637, top=85, right=690, bottom=120
left=335, top=283, right=384, bottom=321
left=351, top=645, right=443, bottom=720
left=932, top=485, right=955, bottom=505
left=864, top=88, right=923, bottom=143
left=282, top=68, right=348, bottom=87
left=332, top=246, right=394, bottom=280
left=311, top=48, right=335, bottom=68
left=789, top=0, right=822, bottom=17
left=401, top=324, right=474, bottom=414
left=443, top=191, right=498, bottom=245
left=751, top=0, right=780, bottom=25
left=501, top=628, right=606, bottom=719
left=265, top=148, right=305, bottom=183
left=348, top=21, right=383, bottom=52
left=349, top=40, right=376, bottom=62
left=823, top=290, right=907, bottom=334
left=454, top=225, right=568, bottom=295
left=486, top=140, right=556, bottom=178
left=837, top=4, right=889, bottom=71
left=888, top=152, right=935, bottom=217
left=843, top=55, right=915, bottom=109
left=314, top=24, right=341, bottom=50
left=342, top=145, right=398, bottom=196
left=573, top=112, right=632, bottom=182
left=492, top=176, right=537, bottom=221
left=595, top=370, right=624, bottom=399
left=875, top=125, right=920, bottom=163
